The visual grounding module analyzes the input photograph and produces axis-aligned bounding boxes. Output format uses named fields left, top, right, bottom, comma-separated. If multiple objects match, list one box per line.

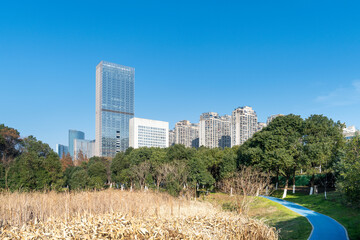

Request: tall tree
left=237, top=114, right=304, bottom=198
left=0, top=124, right=22, bottom=189
left=60, top=152, right=73, bottom=171
left=303, top=115, right=344, bottom=196
left=8, top=136, right=63, bottom=191
left=336, top=135, right=360, bottom=204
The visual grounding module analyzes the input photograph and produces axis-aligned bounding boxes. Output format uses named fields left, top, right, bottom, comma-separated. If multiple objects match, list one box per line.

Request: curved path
left=261, top=196, right=349, bottom=240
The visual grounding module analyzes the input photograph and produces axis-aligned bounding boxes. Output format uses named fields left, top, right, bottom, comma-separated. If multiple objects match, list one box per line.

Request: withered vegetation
left=0, top=190, right=278, bottom=239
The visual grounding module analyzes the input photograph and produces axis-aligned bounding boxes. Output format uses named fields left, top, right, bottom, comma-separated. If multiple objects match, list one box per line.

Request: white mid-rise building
left=257, top=122, right=267, bottom=132
left=129, top=117, right=169, bottom=149
left=199, top=112, right=231, bottom=149
left=175, top=120, right=199, bottom=148
left=74, top=139, right=95, bottom=160
left=231, top=106, right=258, bottom=146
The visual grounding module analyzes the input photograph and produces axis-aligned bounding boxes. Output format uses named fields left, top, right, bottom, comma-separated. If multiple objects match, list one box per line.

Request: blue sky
left=1, top=1, right=360, bottom=149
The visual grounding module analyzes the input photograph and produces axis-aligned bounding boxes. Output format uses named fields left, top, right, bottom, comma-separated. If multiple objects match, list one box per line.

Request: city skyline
left=1, top=1, right=360, bottom=150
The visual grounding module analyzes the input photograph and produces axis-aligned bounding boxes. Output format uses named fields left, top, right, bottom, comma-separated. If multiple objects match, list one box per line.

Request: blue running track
left=261, top=196, right=349, bottom=240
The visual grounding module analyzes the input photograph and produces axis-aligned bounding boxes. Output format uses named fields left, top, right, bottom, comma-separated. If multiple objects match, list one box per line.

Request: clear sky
left=1, top=1, right=360, bottom=149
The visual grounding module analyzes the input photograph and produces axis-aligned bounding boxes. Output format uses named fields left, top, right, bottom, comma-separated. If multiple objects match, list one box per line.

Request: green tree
left=69, top=168, right=89, bottom=190
left=0, top=124, right=22, bottom=189
left=303, top=115, right=345, bottom=196
left=88, top=160, right=107, bottom=189
left=8, top=137, right=63, bottom=191
left=237, top=114, right=304, bottom=198
left=336, top=135, right=360, bottom=204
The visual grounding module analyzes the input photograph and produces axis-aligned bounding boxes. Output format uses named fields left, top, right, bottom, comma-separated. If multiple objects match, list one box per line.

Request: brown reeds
left=0, top=190, right=278, bottom=239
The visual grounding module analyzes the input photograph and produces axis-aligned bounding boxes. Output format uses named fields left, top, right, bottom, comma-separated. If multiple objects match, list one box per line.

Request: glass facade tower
left=95, top=61, right=135, bottom=157
left=68, top=130, right=85, bottom=157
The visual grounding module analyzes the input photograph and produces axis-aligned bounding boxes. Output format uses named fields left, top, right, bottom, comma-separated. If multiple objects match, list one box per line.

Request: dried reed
left=0, top=190, right=278, bottom=239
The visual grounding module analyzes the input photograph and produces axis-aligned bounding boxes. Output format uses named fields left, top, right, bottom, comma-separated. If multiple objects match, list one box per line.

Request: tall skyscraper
left=231, top=106, right=258, bottom=146
left=199, top=112, right=231, bottom=149
left=68, top=130, right=85, bottom=157
left=95, top=61, right=135, bottom=157
left=175, top=120, right=199, bottom=148
left=129, top=117, right=169, bottom=149
left=56, top=144, right=69, bottom=159
left=74, top=139, right=95, bottom=160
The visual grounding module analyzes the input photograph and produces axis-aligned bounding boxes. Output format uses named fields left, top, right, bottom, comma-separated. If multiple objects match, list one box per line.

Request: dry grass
left=0, top=190, right=278, bottom=239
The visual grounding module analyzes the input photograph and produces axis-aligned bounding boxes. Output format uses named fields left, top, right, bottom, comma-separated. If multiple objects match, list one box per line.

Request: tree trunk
left=5, top=167, right=9, bottom=190
left=309, top=174, right=315, bottom=195
left=157, top=178, right=160, bottom=191
left=282, top=177, right=288, bottom=199
left=292, top=174, right=296, bottom=194
left=275, top=171, right=279, bottom=190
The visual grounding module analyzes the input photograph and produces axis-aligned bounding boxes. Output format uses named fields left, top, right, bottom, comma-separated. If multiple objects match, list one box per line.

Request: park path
left=261, top=196, right=349, bottom=240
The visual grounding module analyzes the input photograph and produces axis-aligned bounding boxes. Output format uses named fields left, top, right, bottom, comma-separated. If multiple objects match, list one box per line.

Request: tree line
left=0, top=115, right=359, bottom=204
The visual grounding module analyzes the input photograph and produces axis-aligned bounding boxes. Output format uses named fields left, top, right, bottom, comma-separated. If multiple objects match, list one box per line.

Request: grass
left=272, top=190, right=360, bottom=240
left=203, top=193, right=312, bottom=240
left=0, top=190, right=278, bottom=239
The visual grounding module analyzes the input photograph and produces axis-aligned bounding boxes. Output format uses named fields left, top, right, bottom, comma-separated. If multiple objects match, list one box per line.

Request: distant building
left=175, top=120, right=199, bottom=148
left=343, top=125, right=357, bottom=139
left=199, top=112, right=231, bottom=149
left=95, top=61, right=135, bottom=157
left=169, top=129, right=176, bottom=146
left=74, top=139, right=95, bottom=160
left=266, top=114, right=284, bottom=125
left=68, top=130, right=85, bottom=157
left=56, top=144, right=68, bottom=159
left=231, top=106, right=258, bottom=146
left=129, top=117, right=169, bottom=149
left=257, top=122, right=267, bottom=132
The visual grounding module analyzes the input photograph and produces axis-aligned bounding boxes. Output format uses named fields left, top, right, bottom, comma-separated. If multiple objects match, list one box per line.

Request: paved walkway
left=261, top=196, right=349, bottom=240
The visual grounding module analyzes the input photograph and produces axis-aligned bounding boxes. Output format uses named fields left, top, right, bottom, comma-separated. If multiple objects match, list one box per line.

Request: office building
left=169, top=129, right=176, bottom=146
left=231, top=106, right=258, bottom=146
left=95, top=61, right=135, bottom=157
left=175, top=120, right=199, bottom=148
left=69, top=130, right=85, bottom=157
left=56, top=144, right=68, bottom=159
left=266, top=114, right=284, bottom=125
left=129, top=117, right=169, bottom=149
left=199, top=112, right=231, bottom=148
left=74, top=139, right=95, bottom=160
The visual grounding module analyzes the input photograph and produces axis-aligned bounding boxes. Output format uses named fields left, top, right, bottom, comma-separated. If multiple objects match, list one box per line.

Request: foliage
left=336, top=135, right=360, bottom=204
left=8, top=137, right=63, bottom=191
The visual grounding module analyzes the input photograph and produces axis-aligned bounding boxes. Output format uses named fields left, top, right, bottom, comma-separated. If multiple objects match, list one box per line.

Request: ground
left=203, top=193, right=312, bottom=240
left=272, top=190, right=360, bottom=240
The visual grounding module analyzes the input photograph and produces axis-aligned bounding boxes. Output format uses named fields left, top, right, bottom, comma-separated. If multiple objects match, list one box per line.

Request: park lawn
left=204, top=193, right=312, bottom=240
left=272, top=190, right=360, bottom=240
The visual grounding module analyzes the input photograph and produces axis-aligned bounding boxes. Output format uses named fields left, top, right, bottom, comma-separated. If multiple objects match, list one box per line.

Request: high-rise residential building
left=74, top=139, right=95, bottom=160
left=266, top=114, right=284, bottom=125
left=231, top=106, right=258, bottom=146
left=95, top=61, right=135, bottom=157
left=257, top=122, right=267, bottom=132
left=56, top=144, right=68, bottom=159
left=343, top=125, right=357, bottom=139
left=175, top=120, right=199, bottom=148
left=129, top=117, right=169, bottom=149
left=199, top=112, right=231, bottom=149
left=169, top=129, right=176, bottom=147
left=69, top=130, right=85, bottom=157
